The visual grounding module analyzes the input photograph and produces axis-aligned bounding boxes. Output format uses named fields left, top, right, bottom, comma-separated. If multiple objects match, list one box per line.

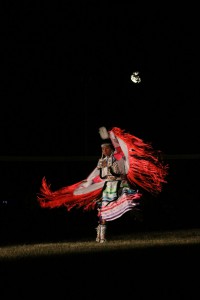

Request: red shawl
left=37, top=127, right=168, bottom=211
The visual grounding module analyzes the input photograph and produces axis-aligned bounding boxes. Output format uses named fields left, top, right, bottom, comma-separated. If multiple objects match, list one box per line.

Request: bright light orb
left=131, top=72, right=141, bottom=83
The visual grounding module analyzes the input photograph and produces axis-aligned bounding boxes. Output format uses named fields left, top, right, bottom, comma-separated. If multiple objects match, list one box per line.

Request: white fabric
left=73, top=167, right=105, bottom=195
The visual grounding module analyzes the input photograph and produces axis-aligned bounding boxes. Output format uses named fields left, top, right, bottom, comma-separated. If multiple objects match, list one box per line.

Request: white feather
left=99, top=126, right=109, bottom=139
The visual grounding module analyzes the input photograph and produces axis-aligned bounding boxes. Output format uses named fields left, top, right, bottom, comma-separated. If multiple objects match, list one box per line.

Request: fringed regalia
left=37, top=127, right=168, bottom=221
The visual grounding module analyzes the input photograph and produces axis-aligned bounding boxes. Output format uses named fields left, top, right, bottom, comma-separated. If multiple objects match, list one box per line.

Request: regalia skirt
left=97, top=180, right=142, bottom=222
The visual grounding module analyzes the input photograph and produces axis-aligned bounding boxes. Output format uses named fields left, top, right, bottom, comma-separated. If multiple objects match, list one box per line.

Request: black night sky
left=0, top=3, right=200, bottom=237
left=1, top=3, right=199, bottom=156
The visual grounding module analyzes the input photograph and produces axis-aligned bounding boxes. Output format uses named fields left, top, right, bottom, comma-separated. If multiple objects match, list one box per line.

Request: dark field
left=1, top=229, right=200, bottom=299
left=0, top=157, right=200, bottom=298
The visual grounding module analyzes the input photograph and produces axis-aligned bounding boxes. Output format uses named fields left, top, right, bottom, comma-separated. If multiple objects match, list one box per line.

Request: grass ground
left=1, top=228, right=200, bottom=298
left=0, top=227, right=200, bottom=259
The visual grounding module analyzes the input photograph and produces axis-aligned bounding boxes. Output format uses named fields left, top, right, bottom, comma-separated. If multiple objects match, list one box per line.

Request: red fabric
left=37, top=177, right=102, bottom=211
left=37, top=127, right=168, bottom=212
left=110, top=127, right=169, bottom=195
left=92, top=175, right=102, bottom=183
left=113, top=148, right=124, bottom=160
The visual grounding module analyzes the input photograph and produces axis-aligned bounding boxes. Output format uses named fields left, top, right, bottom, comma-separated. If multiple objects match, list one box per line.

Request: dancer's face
left=102, top=145, right=113, bottom=157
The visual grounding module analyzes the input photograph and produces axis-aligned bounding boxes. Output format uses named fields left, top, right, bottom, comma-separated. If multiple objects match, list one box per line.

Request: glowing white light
left=131, top=72, right=141, bottom=83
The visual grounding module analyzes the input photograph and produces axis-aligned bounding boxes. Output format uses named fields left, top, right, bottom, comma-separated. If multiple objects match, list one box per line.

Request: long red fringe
left=37, top=127, right=168, bottom=212
left=37, top=177, right=102, bottom=211
left=111, top=127, right=169, bottom=195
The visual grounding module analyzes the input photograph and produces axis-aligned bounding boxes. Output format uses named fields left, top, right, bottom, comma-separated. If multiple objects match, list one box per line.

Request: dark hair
left=101, top=142, right=115, bottom=150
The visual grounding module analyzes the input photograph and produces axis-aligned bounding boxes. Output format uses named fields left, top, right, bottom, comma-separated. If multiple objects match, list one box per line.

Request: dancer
left=37, top=126, right=168, bottom=243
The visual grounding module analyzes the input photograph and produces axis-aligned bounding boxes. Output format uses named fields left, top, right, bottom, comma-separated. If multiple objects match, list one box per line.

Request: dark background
left=0, top=3, right=199, bottom=243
